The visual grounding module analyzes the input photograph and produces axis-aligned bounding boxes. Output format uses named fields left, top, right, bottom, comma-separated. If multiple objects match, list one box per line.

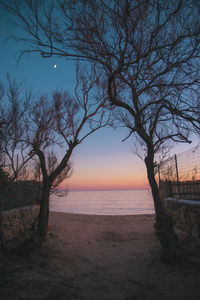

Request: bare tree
left=2, top=0, right=200, bottom=261
left=25, top=64, right=110, bottom=241
left=67, top=0, right=200, bottom=263
left=0, top=78, right=34, bottom=251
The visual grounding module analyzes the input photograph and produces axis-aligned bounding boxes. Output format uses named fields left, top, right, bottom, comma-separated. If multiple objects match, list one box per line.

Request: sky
left=0, top=6, right=197, bottom=191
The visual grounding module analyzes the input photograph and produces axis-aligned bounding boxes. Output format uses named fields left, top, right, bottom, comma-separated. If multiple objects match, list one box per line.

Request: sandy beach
left=1, top=212, right=200, bottom=300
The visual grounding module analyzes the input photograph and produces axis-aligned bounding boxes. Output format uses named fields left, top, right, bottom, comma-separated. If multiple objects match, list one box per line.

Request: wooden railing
left=159, top=180, right=200, bottom=200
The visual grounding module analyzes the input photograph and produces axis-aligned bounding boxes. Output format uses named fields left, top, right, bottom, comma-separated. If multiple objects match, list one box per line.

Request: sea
left=50, top=189, right=155, bottom=215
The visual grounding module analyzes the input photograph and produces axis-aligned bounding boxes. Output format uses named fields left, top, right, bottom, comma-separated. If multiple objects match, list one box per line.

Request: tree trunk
left=0, top=185, right=9, bottom=253
left=37, top=180, right=51, bottom=241
left=0, top=194, right=4, bottom=252
left=145, top=155, right=179, bottom=263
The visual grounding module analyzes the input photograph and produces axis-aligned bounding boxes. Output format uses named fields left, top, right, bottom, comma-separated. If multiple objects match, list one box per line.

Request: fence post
left=175, top=154, right=181, bottom=199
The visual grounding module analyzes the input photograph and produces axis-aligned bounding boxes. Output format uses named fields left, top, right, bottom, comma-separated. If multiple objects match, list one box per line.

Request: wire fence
left=158, top=144, right=200, bottom=200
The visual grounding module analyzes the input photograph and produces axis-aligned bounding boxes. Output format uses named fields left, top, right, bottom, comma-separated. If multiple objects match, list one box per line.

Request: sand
left=1, top=212, right=200, bottom=300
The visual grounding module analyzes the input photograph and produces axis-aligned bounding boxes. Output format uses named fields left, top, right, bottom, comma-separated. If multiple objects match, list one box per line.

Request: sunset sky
left=0, top=9, right=196, bottom=191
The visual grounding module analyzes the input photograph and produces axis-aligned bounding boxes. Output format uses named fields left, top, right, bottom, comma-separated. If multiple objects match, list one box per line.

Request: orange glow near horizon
left=63, top=173, right=149, bottom=191
left=61, top=174, right=149, bottom=191
left=59, top=152, right=149, bottom=191
left=63, top=184, right=149, bottom=191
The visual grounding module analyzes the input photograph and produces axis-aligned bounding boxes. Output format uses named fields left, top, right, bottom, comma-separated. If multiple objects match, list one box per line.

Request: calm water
left=50, top=189, right=155, bottom=215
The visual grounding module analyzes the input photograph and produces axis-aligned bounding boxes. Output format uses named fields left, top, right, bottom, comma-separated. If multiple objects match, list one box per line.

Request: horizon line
left=58, top=187, right=150, bottom=192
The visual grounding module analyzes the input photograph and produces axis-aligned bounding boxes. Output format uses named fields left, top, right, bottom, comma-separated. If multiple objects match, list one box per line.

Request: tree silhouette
left=2, top=0, right=200, bottom=261
left=0, top=78, right=33, bottom=250
left=25, top=64, right=110, bottom=241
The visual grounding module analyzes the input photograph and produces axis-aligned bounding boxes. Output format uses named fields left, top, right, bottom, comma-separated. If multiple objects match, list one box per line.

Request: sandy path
left=1, top=212, right=200, bottom=300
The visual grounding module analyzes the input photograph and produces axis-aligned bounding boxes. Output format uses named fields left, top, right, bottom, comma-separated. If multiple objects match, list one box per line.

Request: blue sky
left=1, top=11, right=150, bottom=190
left=1, top=9, right=197, bottom=190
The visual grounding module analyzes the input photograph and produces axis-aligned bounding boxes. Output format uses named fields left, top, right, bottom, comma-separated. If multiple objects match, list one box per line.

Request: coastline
left=1, top=211, right=200, bottom=300
left=50, top=189, right=154, bottom=216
